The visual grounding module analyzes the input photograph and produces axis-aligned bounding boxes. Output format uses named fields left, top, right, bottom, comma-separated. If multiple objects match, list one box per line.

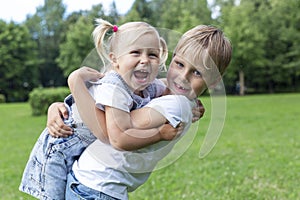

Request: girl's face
left=111, top=32, right=161, bottom=93
left=167, top=54, right=207, bottom=100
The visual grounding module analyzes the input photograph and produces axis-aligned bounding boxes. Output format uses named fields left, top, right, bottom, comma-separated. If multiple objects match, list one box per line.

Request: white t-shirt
left=72, top=95, right=195, bottom=200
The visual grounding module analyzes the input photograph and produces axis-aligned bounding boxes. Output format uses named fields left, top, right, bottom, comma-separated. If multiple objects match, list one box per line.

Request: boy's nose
left=180, top=70, right=190, bottom=82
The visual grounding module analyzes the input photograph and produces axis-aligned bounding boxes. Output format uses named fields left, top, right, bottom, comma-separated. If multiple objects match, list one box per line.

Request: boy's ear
left=208, top=76, right=222, bottom=89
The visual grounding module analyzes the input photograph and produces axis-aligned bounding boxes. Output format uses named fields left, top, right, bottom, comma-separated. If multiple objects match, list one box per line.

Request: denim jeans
left=19, top=124, right=96, bottom=200
left=66, top=171, right=119, bottom=200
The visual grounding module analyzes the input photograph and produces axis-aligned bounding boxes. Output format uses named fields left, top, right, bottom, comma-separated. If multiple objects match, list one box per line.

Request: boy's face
left=167, top=54, right=207, bottom=99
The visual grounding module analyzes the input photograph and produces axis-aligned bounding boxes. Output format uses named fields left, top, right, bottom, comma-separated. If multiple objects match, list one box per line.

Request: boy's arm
left=47, top=102, right=73, bottom=137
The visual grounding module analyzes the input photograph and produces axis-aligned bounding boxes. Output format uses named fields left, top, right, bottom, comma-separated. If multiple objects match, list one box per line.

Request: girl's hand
left=192, top=99, right=205, bottom=123
left=158, top=122, right=184, bottom=141
left=47, top=102, right=73, bottom=138
left=68, top=67, right=104, bottom=94
left=69, top=66, right=104, bottom=83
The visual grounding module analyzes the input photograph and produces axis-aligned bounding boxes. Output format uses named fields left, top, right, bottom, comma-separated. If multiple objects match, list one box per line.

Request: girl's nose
left=140, top=53, right=149, bottom=64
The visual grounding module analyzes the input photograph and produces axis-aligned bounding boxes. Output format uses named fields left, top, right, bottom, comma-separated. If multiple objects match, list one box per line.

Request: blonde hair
left=92, top=18, right=168, bottom=72
left=174, top=25, right=232, bottom=76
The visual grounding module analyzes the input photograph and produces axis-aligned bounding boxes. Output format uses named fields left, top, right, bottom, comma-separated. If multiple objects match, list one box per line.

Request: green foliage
left=56, top=4, right=112, bottom=77
left=123, top=0, right=153, bottom=24
left=220, top=0, right=300, bottom=93
left=1, top=94, right=299, bottom=199
left=0, top=94, right=6, bottom=103
left=25, top=0, right=66, bottom=87
left=56, top=16, right=95, bottom=77
left=28, top=87, right=70, bottom=116
left=149, top=0, right=211, bottom=32
left=0, top=20, right=39, bottom=102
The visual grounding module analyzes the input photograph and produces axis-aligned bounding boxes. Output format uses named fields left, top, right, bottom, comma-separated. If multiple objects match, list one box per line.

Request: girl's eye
left=149, top=53, right=159, bottom=58
left=130, top=50, right=140, bottom=55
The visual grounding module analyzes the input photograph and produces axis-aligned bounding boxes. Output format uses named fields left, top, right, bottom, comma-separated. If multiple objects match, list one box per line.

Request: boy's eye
left=194, top=70, right=202, bottom=77
left=175, top=61, right=184, bottom=68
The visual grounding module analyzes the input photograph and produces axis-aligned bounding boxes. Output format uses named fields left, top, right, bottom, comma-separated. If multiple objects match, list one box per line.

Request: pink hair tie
left=112, top=25, right=118, bottom=32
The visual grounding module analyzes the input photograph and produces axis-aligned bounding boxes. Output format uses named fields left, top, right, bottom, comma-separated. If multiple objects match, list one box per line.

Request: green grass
left=1, top=94, right=299, bottom=199
left=0, top=103, right=46, bottom=199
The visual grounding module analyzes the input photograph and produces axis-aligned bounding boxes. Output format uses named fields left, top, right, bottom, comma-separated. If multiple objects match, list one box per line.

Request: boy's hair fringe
left=174, top=25, right=232, bottom=76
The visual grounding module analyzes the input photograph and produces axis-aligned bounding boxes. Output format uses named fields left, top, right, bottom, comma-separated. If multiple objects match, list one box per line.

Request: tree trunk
left=239, top=70, right=245, bottom=95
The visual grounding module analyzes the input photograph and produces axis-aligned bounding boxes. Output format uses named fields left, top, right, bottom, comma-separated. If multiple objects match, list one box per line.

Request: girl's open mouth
left=134, top=70, right=149, bottom=82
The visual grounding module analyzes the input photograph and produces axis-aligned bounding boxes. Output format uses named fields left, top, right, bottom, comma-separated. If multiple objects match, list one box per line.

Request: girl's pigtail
left=159, top=37, right=168, bottom=72
left=92, top=18, right=114, bottom=72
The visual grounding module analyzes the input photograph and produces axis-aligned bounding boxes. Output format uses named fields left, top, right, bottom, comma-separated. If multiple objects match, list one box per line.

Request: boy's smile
left=167, top=54, right=207, bottom=99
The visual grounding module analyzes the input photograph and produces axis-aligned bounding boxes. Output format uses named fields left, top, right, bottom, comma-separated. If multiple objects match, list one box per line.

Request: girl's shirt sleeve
left=152, top=78, right=167, bottom=97
left=144, top=95, right=195, bottom=128
left=89, top=83, right=132, bottom=113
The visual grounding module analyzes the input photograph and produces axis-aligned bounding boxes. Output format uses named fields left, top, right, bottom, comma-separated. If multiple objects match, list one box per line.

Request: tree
left=56, top=4, right=107, bottom=76
left=0, top=20, right=39, bottom=101
left=56, top=16, right=95, bottom=76
left=220, top=0, right=267, bottom=94
left=260, top=0, right=300, bottom=92
left=106, top=1, right=120, bottom=24
left=177, top=0, right=212, bottom=33
left=123, top=0, right=153, bottom=23
left=25, top=0, right=66, bottom=87
left=219, top=0, right=300, bottom=94
left=86, top=4, right=105, bottom=21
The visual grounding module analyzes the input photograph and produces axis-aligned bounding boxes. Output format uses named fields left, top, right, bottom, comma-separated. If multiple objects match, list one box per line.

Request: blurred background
left=0, top=0, right=299, bottom=103
left=0, top=1, right=299, bottom=199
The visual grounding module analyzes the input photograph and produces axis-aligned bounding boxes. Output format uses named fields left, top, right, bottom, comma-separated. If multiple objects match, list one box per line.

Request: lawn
left=0, top=94, right=299, bottom=199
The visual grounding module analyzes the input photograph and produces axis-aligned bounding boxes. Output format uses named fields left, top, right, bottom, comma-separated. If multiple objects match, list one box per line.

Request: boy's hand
left=158, top=122, right=184, bottom=141
left=192, top=99, right=205, bottom=123
left=47, top=102, right=73, bottom=138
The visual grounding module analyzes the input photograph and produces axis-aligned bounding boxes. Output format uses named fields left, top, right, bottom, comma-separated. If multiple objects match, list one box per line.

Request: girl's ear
left=109, top=52, right=118, bottom=68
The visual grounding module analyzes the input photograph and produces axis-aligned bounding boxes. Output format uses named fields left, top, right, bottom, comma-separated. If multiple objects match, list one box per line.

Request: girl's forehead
left=116, top=33, right=160, bottom=53
left=132, top=33, right=160, bottom=46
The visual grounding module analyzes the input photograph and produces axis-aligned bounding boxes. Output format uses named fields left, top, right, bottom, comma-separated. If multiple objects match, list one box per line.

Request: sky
left=0, top=0, right=134, bottom=23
